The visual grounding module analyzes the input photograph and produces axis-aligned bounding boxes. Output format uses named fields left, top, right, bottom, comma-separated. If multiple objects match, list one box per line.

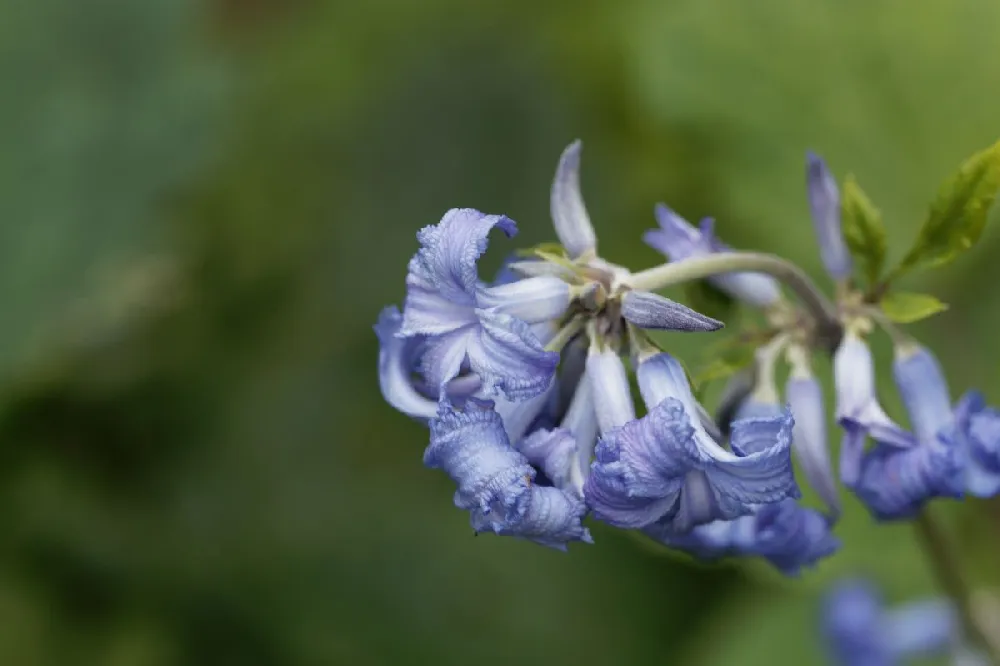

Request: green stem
left=629, top=252, right=842, bottom=350
left=914, top=511, right=1000, bottom=662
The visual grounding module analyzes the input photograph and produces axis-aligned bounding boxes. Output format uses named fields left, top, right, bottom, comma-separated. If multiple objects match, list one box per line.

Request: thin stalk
left=629, top=252, right=841, bottom=350
left=914, top=511, right=1000, bottom=662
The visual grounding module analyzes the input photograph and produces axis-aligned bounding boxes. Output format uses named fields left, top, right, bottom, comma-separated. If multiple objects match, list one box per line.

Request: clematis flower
left=805, top=152, right=853, bottom=281
left=823, top=580, right=963, bottom=666
left=648, top=498, right=838, bottom=576
left=584, top=351, right=798, bottom=532
left=644, top=206, right=782, bottom=307
left=399, top=208, right=567, bottom=400
left=425, top=399, right=592, bottom=550
left=839, top=344, right=964, bottom=520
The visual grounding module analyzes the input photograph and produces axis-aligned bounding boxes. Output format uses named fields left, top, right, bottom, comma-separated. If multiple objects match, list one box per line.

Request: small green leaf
left=514, top=242, right=568, bottom=259
left=840, top=174, right=887, bottom=287
left=683, top=280, right=737, bottom=322
left=890, top=140, right=1000, bottom=278
left=692, top=341, right=756, bottom=387
left=879, top=291, right=949, bottom=324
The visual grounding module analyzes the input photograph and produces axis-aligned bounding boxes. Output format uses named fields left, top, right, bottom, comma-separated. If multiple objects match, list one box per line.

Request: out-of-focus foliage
left=2, top=0, right=1000, bottom=664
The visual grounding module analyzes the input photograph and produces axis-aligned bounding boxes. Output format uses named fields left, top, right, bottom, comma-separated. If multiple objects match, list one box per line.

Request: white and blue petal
left=467, top=310, right=558, bottom=401
left=805, top=152, right=852, bottom=280
left=517, top=428, right=579, bottom=490
left=478, top=276, right=572, bottom=324
left=620, top=290, right=724, bottom=332
left=644, top=206, right=781, bottom=307
left=953, top=391, right=1000, bottom=498
left=550, top=140, right=598, bottom=259
left=374, top=306, right=437, bottom=419
left=586, top=346, right=636, bottom=434
left=787, top=375, right=841, bottom=517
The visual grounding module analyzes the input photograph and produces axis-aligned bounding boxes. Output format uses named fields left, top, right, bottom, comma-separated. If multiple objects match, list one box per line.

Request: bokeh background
left=3, top=0, right=1000, bottom=664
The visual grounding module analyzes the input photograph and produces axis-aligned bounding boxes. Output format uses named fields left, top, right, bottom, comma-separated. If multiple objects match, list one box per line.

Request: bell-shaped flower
left=844, top=346, right=964, bottom=520
left=584, top=351, right=798, bottom=532
left=647, top=498, right=838, bottom=576
left=399, top=208, right=569, bottom=400
left=805, top=152, right=852, bottom=280
left=643, top=205, right=782, bottom=307
left=833, top=330, right=911, bottom=486
left=425, top=399, right=592, bottom=551
left=953, top=391, right=1000, bottom=498
left=823, top=580, right=959, bottom=666
left=550, top=141, right=598, bottom=259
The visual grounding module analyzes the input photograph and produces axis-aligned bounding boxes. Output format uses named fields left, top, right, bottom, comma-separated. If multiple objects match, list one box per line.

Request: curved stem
left=629, top=252, right=841, bottom=350
left=914, top=511, right=1000, bottom=662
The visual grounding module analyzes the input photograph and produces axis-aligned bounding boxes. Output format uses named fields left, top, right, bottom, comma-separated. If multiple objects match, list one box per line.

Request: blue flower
left=400, top=208, right=569, bottom=400
left=425, top=399, right=592, bottom=551
left=648, top=499, right=838, bottom=576
left=839, top=344, right=964, bottom=520
left=643, top=205, right=782, bottom=307
left=584, top=352, right=798, bottom=532
left=805, top=152, right=853, bottom=281
left=823, top=580, right=958, bottom=666
left=954, top=391, right=1000, bottom=497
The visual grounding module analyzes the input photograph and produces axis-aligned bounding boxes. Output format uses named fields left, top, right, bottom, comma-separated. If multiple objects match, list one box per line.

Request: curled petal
left=719, top=413, right=800, bottom=505
left=374, top=306, right=437, bottom=419
left=620, top=290, right=724, bottom=332
left=467, top=310, right=558, bottom=401
left=644, top=206, right=781, bottom=307
left=787, top=376, right=841, bottom=517
left=954, top=391, right=1000, bottom=498
left=478, top=276, right=572, bottom=324
left=401, top=208, right=516, bottom=336
left=425, top=400, right=533, bottom=523
left=740, top=500, right=839, bottom=576
left=834, top=332, right=912, bottom=448
left=550, top=140, right=598, bottom=258
left=852, top=439, right=963, bottom=520
left=805, top=152, right=852, bottom=280
left=893, top=346, right=954, bottom=445
left=472, top=485, right=592, bottom=551
left=517, top=428, right=579, bottom=490
left=587, top=347, right=636, bottom=433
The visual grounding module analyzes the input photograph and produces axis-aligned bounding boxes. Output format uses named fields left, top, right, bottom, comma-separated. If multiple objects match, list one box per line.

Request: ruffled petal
left=467, top=309, right=559, bottom=401
left=477, top=276, right=572, bottom=324
left=620, top=290, right=724, bottom=332
left=852, top=439, right=963, bottom=520
left=401, top=208, right=516, bottom=335
left=644, top=206, right=781, bottom=307
left=425, top=400, right=534, bottom=524
left=584, top=398, right=697, bottom=529
left=419, top=327, right=476, bottom=393
left=472, top=485, right=592, bottom=551
left=742, top=500, right=839, bottom=576
left=787, top=376, right=841, bottom=517
left=714, top=412, right=801, bottom=506
left=954, top=391, right=1000, bottom=498
left=550, top=140, right=598, bottom=258
left=374, top=306, right=437, bottom=419
left=805, top=152, right=852, bottom=280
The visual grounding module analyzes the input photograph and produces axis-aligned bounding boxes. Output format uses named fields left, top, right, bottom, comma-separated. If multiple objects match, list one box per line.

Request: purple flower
left=805, top=152, right=852, bottom=280
left=583, top=352, right=798, bottom=532
left=375, top=306, right=437, bottom=420
left=648, top=499, right=838, bottom=576
left=644, top=206, right=781, bottom=307
left=399, top=208, right=569, bottom=400
left=823, top=580, right=958, bottom=666
left=425, top=399, right=592, bottom=551
left=953, top=391, right=1000, bottom=497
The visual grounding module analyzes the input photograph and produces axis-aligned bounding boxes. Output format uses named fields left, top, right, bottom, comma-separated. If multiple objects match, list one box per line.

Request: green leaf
left=692, top=341, right=756, bottom=387
left=890, top=140, right=1000, bottom=278
left=879, top=291, right=949, bottom=324
left=840, top=174, right=888, bottom=287
left=683, top=280, right=737, bottom=322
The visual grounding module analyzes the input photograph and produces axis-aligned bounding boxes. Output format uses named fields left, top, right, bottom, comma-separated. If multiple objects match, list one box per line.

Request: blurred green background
left=3, top=0, right=1000, bottom=664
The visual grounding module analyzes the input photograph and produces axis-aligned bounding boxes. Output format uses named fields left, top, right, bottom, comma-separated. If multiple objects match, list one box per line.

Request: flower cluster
left=375, top=140, right=1000, bottom=575
left=822, top=579, right=989, bottom=665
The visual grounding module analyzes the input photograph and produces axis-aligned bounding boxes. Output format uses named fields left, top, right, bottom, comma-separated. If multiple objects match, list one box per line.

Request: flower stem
left=914, top=510, right=1000, bottom=662
left=629, top=252, right=842, bottom=350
